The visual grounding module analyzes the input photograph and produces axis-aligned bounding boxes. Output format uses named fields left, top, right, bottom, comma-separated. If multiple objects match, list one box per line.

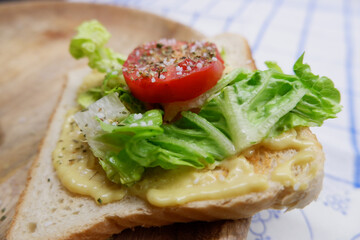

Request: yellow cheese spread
left=52, top=72, right=319, bottom=207
left=263, top=128, right=319, bottom=190
left=131, top=156, right=268, bottom=207
left=52, top=108, right=127, bottom=204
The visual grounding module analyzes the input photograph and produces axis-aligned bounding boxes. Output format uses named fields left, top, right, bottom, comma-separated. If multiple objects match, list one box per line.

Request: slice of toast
left=7, top=34, right=324, bottom=240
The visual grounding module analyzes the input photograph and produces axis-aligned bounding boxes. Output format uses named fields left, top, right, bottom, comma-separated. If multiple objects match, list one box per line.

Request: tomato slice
left=122, top=39, right=225, bottom=103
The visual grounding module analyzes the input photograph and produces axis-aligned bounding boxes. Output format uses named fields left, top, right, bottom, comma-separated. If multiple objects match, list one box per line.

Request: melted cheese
left=130, top=156, right=268, bottom=207
left=262, top=129, right=318, bottom=190
left=53, top=108, right=127, bottom=204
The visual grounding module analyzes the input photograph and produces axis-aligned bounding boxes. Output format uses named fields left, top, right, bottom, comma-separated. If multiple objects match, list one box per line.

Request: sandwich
left=7, top=20, right=341, bottom=239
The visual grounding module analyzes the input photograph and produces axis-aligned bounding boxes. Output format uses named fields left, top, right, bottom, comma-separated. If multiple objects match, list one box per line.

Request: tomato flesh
left=122, top=39, right=225, bottom=103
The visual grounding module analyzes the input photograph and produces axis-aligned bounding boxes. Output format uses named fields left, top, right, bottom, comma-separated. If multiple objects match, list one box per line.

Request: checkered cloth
left=69, top=0, right=360, bottom=239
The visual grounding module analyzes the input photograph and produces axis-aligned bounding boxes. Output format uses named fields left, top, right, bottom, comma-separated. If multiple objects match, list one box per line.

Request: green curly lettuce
left=200, top=53, right=341, bottom=151
left=69, top=20, right=125, bottom=73
left=70, top=21, right=145, bottom=112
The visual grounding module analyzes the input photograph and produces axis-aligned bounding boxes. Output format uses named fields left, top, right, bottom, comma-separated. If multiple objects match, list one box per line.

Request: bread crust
left=6, top=75, right=68, bottom=239
left=7, top=34, right=324, bottom=240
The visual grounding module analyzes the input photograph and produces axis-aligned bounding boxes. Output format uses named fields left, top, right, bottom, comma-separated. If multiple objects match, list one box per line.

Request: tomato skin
left=123, top=40, right=225, bottom=103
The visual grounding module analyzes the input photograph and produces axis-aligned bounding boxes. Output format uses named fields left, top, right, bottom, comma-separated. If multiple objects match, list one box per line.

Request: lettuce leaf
left=77, top=71, right=145, bottom=111
left=200, top=70, right=306, bottom=151
left=201, top=53, right=341, bottom=151
left=74, top=93, right=130, bottom=158
left=77, top=87, right=103, bottom=109
left=96, top=110, right=219, bottom=185
left=269, top=54, right=342, bottom=135
left=98, top=110, right=211, bottom=169
left=265, top=61, right=283, bottom=73
left=100, top=70, right=146, bottom=113
left=69, top=20, right=125, bottom=73
left=99, top=151, right=144, bottom=185
left=70, top=22, right=146, bottom=111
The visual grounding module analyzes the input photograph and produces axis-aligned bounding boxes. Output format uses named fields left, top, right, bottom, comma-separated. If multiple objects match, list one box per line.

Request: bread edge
left=6, top=74, right=68, bottom=239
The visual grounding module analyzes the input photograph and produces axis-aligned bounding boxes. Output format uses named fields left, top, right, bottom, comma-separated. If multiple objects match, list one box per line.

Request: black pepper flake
left=0, top=216, right=6, bottom=221
left=97, top=198, right=103, bottom=204
left=82, top=149, right=87, bottom=153
left=1, top=208, right=5, bottom=213
left=72, top=139, right=79, bottom=143
left=47, top=178, right=50, bottom=182
left=68, top=159, right=75, bottom=164
left=89, top=171, right=98, bottom=180
left=156, top=43, right=163, bottom=48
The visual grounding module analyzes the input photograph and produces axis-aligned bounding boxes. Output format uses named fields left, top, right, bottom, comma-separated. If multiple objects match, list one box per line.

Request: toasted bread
left=7, top=34, right=324, bottom=240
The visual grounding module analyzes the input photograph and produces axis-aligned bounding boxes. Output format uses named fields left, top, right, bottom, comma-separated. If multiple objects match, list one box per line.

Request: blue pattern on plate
left=323, top=191, right=350, bottom=215
left=249, top=210, right=281, bottom=240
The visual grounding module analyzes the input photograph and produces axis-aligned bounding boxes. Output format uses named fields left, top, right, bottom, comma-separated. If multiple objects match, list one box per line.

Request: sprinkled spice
left=0, top=215, right=6, bottom=221
left=124, top=39, right=219, bottom=83
left=89, top=171, right=98, bottom=180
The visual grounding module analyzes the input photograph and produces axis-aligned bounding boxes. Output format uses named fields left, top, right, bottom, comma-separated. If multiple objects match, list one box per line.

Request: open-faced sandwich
left=7, top=20, right=341, bottom=240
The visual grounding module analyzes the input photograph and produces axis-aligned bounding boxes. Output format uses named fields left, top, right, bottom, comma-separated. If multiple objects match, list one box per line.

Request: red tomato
left=122, top=39, right=225, bottom=103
